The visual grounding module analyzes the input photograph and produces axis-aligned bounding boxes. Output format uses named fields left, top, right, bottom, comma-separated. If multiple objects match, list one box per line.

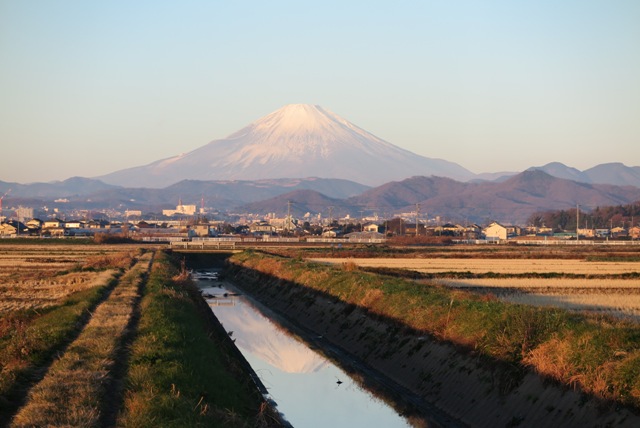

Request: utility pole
left=328, top=206, right=334, bottom=226
left=576, top=204, right=579, bottom=243
left=416, top=203, right=420, bottom=237
left=286, top=200, right=292, bottom=234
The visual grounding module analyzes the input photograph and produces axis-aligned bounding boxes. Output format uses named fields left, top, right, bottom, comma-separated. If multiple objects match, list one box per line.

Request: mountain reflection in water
left=200, top=281, right=412, bottom=428
left=214, top=296, right=327, bottom=374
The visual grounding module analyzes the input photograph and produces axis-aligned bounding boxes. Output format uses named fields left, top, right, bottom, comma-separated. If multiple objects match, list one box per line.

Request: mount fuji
left=98, top=104, right=474, bottom=188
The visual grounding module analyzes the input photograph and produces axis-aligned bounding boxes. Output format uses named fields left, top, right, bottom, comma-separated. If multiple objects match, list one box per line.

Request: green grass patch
left=117, top=252, right=272, bottom=428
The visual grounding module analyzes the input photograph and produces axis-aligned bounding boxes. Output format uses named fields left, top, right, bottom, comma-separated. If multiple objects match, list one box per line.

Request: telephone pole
left=576, top=204, right=579, bottom=243
left=416, top=203, right=420, bottom=237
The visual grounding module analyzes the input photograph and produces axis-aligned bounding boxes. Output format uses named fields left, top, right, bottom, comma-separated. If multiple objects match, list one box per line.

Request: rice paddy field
left=310, top=245, right=640, bottom=321
left=0, top=242, right=277, bottom=427
left=0, top=244, right=143, bottom=313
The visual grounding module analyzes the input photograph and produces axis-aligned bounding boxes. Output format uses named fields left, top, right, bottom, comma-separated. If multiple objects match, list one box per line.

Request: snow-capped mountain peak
left=98, top=104, right=474, bottom=187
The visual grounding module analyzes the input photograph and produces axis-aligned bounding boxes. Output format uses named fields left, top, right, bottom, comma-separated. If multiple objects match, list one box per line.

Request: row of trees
left=527, top=202, right=640, bottom=232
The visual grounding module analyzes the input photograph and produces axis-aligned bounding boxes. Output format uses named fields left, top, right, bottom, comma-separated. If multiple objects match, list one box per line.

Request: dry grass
left=0, top=245, right=140, bottom=313
left=311, top=257, right=640, bottom=275
left=314, top=257, right=640, bottom=320
left=501, top=293, right=640, bottom=320
left=432, top=278, right=640, bottom=320
left=435, top=277, right=640, bottom=289
left=0, top=244, right=146, bottom=423
left=0, top=270, right=116, bottom=313
left=10, top=252, right=153, bottom=428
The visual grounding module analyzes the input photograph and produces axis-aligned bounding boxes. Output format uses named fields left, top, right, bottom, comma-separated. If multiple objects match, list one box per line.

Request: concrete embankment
left=225, top=253, right=639, bottom=428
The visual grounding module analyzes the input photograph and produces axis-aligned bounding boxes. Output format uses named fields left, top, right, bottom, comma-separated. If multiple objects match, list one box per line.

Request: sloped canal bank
left=222, top=251, right=640, bottom=428
left=194, top=269, right=424, bottom=427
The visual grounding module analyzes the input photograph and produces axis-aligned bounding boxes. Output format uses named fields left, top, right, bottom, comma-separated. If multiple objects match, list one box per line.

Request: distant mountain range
left=3, top=171, right=640, bottom=225
left=240, top=170, right=640, bottom=224
left=526, top=162, right=640, bottom=188
left=2, top=104, right=639, bottom=224
left=0, top=177, right=369, bottom=213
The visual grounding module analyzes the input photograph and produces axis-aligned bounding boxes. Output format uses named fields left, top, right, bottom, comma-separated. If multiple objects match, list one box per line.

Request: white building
left=162, top=204, right=197, bottom=216
left=483, top=222, right=507, bottom=240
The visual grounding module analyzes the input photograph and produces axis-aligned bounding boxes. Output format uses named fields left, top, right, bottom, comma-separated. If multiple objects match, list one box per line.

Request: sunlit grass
left=229, top=251, right=640, bottom=409
left=117, top=252, right=273, bottom=428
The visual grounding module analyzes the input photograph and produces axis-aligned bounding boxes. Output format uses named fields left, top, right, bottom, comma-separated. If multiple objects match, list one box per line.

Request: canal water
left=194, top=270, right=414, bottom=428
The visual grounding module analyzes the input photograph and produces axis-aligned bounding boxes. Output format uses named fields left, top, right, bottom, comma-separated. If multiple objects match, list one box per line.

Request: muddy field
left=311, top=255, right=640, bottom=320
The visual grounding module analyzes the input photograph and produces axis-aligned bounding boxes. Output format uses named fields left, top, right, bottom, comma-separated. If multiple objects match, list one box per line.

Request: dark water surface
left=195, top=272, right=413, bottom=428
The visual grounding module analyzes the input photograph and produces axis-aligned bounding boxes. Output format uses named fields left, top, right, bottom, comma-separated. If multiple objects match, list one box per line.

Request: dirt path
left=9, top=253, right=153, bottom=428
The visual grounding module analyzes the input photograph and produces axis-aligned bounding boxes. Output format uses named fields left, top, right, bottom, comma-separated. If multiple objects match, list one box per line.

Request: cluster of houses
left=481, top=222, right=640, bottom=241
left=0, top=218, right=119, bottom=237
left=1, top=216, right=639, bottom=242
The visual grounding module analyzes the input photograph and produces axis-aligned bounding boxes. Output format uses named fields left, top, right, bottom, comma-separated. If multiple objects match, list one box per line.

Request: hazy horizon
left=1, top=1, right=639, bottom=183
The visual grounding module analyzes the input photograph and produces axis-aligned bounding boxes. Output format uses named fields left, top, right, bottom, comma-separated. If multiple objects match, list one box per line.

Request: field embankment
left=1, top=245, right=283, bottom=427
left=116, top=251, right=282, bottom=427
left=226, top=251, right=640, bottom=427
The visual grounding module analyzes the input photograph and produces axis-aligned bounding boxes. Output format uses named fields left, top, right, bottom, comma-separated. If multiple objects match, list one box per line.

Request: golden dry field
left=311, top=253, right=640, bottom=320
left=310, top=257, right=640, bottom=275
left=0, top=244, right=144, bottom=313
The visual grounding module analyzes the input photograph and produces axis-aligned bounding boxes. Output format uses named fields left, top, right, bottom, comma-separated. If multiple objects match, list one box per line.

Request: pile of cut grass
left=228, top=251, right=640, bottom=410
left=117, top=251, right=276, bottom=427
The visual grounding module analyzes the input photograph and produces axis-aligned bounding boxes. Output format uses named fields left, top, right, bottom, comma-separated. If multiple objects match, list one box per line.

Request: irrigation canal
left=193, top=269, right=415, bottom=428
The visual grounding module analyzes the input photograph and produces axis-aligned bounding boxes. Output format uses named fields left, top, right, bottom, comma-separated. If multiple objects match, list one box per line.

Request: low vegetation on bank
left=117, top=251, right=277, bottom=427
left=228, top=251, right=640, bottom=410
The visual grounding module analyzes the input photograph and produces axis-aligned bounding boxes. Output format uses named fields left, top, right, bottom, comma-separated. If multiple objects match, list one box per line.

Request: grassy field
left=0, top=244, right=278, bottom=427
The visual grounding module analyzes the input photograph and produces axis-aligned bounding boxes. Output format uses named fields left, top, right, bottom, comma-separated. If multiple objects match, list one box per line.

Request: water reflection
left=215, top=298, right=327, bottom=374
left=197, top=276, right=412, bottom=428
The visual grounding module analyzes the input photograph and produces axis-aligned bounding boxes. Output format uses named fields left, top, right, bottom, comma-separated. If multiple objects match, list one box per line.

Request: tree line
left=527, top=201, right=640, bottom=232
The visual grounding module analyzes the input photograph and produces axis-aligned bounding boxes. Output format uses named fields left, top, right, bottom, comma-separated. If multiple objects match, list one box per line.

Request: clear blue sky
left=1, top=0, right=639, bottom=183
